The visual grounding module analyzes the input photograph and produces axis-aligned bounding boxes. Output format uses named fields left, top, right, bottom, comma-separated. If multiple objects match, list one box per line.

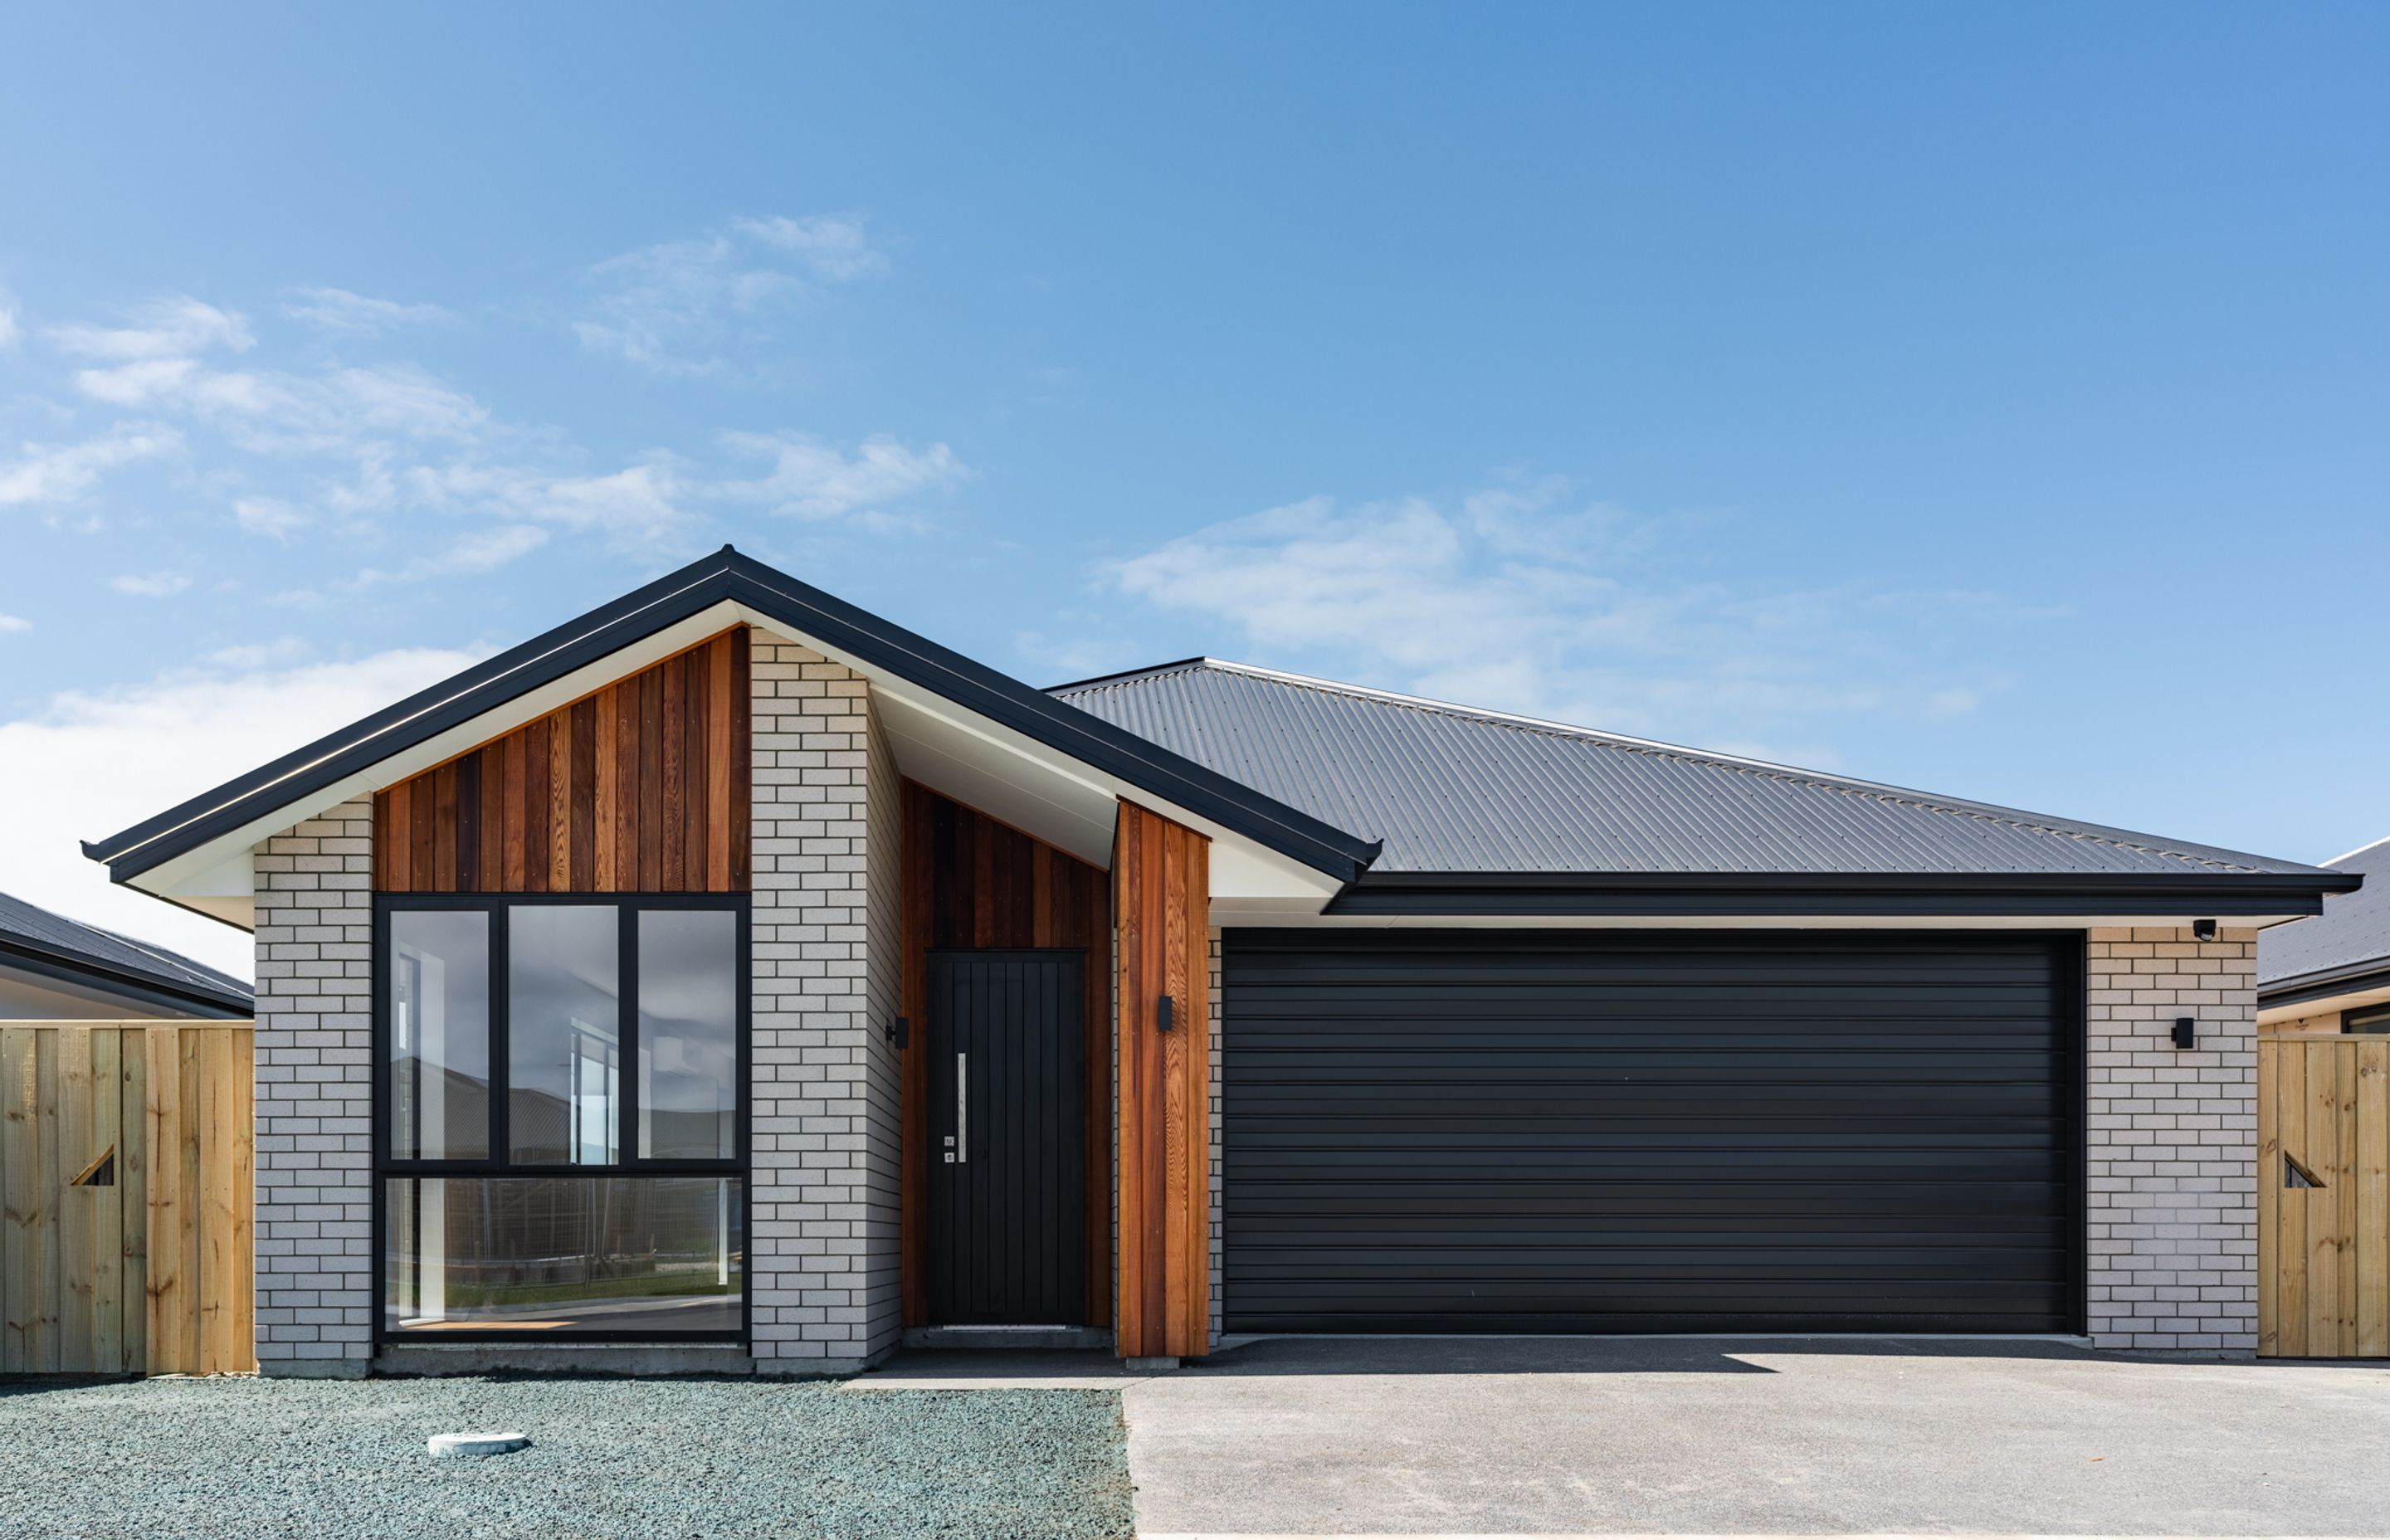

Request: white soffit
left=2259, top=979, right=2390, bottom=1026
left=750, top=610, right=1339, bottom=908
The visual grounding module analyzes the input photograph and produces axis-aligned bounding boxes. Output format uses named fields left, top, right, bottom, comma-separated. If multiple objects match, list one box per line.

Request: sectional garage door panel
left=1222, top=932, right=2082, bottom=1334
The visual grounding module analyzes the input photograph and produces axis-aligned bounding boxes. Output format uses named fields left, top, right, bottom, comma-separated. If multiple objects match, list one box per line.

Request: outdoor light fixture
left=2173, top=1018, right=2197, bottom=1050
left=2192, top=918, right=2218, bottom=943
left=886, top=1015, right=909, bottom=1050
left=1157, top=994, right=1175, bottom=1033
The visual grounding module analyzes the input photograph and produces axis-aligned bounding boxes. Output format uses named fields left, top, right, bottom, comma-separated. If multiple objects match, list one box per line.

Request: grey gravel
left=0, top=1374, right=1133, bottom=1539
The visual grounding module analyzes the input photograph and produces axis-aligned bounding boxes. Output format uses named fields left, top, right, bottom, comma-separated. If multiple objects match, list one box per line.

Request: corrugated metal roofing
left=2257, top=837, right=2390, bottom=991
left=0, top=889, right=253, bottom=1011
left=1051, top=659, right=2329, bottom=879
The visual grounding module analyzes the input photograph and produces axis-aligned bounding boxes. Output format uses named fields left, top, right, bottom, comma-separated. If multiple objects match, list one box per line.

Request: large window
left=377, top=895, right=747, bottom=1340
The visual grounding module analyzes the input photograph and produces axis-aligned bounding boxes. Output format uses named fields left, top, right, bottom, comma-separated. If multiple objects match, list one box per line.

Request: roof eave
left=1327, top=870, right=2362, bottom=919
left=85, top=549, right=1381, bottom=892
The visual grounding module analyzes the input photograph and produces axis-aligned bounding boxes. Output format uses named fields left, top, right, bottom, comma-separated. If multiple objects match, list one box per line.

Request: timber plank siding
left=899, top=780, right=1112, bottom=1328
left=1113, top=799, right=1211, bottom=1359
left=375, top=629, right=749, bottom=894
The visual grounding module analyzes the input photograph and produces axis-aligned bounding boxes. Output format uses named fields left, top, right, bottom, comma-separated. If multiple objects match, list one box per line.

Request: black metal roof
left=1053, top=659, right=2355, bottom=915
left=0, top=889, right=252, bottom=1016
left=2257, top=836, right=2390, bottom=1007
left=84, top=549, right=1380, bottom=889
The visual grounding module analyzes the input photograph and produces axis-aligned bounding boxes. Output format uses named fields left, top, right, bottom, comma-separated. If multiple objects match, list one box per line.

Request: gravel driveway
left=0, top=1374, right=1132, bottom=1540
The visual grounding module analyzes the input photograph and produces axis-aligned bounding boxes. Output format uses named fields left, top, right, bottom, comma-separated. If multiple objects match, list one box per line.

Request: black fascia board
left=2257, top=955, right=2390, bottom=1012
left=0, top=935, right=251, bottom=1018
left=1325, top=870, right=2364, bottom=919
left=85, top=548, right=1383, bottom=888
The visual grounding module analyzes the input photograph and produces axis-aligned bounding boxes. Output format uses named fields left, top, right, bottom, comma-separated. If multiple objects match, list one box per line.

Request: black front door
left=926, top=950, right=1087, bottom=1325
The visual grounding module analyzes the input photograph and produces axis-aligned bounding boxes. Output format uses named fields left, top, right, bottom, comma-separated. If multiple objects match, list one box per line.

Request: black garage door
left=1222, top=931, right=2082, bottom=1334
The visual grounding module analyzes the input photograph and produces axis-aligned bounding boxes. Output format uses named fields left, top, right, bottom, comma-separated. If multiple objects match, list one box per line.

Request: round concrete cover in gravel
left=428, top=1431, right=530, bottom=1458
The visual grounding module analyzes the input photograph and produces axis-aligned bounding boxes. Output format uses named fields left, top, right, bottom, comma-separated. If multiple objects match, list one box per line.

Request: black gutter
left=2258, top=955, right=2390, bottom=1013
left=0, top=935, right=251, bottom=1019
left=85, top=548, right=1383, bottom=889
left=1325, top=870, right=2363, bottom=919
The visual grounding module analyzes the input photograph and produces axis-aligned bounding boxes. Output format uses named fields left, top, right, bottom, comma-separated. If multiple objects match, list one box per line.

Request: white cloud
left=715, top=431, right=964, bottom=520
left=0, top=646, right=481, bottom=978
left=576, top=213, right=885, bottom=375
left=730, top=215, right=889, bottom=281
left=110, top=571, right=193, bottom=598
left=0, top=614, right=29, bottom=633
left=49, top=295, right=252, bottom=362
left=0, top=422, right=182, bottom=504
left=0, top=293, right=18, bottom=352
left=1099, top=484, right=2022, bottom=746
left=233, top=495, right=309, bottom=539
left=285, top=287, right=453, bottom=337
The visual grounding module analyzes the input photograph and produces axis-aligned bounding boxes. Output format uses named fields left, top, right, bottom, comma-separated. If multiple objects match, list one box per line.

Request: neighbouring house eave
left=2257, top=956, right=2390, bottom=1015
left=0, top=934, right=251, bottom=1018
left=1324, top=869, right=2363, bottom=919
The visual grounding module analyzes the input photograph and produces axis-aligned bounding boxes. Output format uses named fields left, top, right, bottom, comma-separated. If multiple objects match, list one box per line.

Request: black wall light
left=886, top=1016, right=909, bottom=1050
left=2172, top=1017, right=2197, bottom=1050
left=2192, top=918, right=2218, bottom=943
left=1157, top=994, right=1175, bottom=1033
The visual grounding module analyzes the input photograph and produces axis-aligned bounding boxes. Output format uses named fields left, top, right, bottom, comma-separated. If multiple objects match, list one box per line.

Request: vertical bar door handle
left=956, top=1051, right=968, bottom=1163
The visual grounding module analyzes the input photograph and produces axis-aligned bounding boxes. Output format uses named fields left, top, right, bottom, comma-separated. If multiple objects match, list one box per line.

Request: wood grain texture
left=2261, top=1036, right=2390, bottom=1358
left=0, top=1025, right=249, bottom=1377
left=1112, top=800, right=1210, bottom=1359
left=373, top=630, right=749, bottom=894
left=897, top=781, right=1113, bottom=1329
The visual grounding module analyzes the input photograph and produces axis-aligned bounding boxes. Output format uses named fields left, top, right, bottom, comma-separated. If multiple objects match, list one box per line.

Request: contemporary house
left=0, top=889, right=251, bottom=1021
left=81, top=548, right=2358, bottom=1376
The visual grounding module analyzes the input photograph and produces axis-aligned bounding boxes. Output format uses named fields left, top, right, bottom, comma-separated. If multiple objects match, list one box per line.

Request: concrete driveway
left=1115, top=1338, right=2390, bottom=1538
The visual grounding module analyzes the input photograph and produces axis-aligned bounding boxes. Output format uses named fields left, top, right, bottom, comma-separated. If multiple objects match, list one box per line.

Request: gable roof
left=83, top=548, right=1380, bottom=893
left=0, top=889, right=252, bottom=1017
left=2257, top=836, right=2390, bottom=1008
left=1052, top=658, right=2356, bottom=916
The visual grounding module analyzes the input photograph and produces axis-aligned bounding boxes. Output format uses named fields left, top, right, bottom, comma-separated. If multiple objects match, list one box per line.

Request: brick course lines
left=2085, top=926, right=2261, bottom=1353
left=251, top=798, right=376, bottom=1376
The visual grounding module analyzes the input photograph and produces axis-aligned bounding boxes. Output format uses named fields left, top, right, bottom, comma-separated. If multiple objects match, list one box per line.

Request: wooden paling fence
left=0, top=1022, right=254, bottom=1375
left=2260, top=1035, right=2390, bottom=1357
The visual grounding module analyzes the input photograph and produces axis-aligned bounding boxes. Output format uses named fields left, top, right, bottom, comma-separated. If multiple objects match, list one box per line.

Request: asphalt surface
left=1123, top=1337, right=2390, bottom=1537
left=0, top=1373, right=1133, bottom=1539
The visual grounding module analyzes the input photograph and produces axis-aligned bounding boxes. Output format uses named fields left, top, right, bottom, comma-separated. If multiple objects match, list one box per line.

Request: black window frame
left=373, top=891, right=751, bottom=1344
left=2344, top=1002, right=2390, bottom=1035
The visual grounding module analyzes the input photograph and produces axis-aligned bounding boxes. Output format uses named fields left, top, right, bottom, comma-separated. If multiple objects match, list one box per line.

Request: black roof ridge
left=86, top=550, right=1382, bottom=889
left=1041, top=656, right=1221, bottom=694
left=1069, top=656, right=2333, bottom=880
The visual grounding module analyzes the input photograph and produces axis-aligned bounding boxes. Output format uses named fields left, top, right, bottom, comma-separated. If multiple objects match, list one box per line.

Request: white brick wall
left=2086, top=925, right=2261, bottom=1352
left=748, top=636, right=900, bottom=1370
left=252, top=798, right=376, bottom=1376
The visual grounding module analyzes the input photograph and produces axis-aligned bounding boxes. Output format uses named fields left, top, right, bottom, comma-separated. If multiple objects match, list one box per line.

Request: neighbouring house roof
left=1052, top=658, right=2358, bottom=917
left=2256, top=836, right=2390, bottom=1010
left=0, top=889, right=252, bottom=1018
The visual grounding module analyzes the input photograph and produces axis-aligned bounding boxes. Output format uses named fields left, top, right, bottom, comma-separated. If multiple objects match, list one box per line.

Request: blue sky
left=2, top=4, right=2384, bottom=975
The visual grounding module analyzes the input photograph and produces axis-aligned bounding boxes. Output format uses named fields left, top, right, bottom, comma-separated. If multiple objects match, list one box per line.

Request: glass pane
left=639, top=910, right=739, bottom=1159
left=388, top=910, right=490, bottom=1161
left=383, top=1176, right=742, bottom=1334
left=509, top=905, right=620, bottom=1165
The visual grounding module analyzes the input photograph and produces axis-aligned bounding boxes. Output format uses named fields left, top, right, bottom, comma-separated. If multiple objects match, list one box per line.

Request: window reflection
left=389, top=911, right=490, bottom=1161
left=508, top=906, right=619, bottom=1165
left=385, top=1176, right=741, bottom=1334
left=639, top=909, right=739, bottom=1160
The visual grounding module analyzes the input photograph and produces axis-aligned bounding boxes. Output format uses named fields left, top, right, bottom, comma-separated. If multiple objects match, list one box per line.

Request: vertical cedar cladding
left=1112, top=799, right=1211, bottom=1359
left=375, top=629, right=750, bottom=894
